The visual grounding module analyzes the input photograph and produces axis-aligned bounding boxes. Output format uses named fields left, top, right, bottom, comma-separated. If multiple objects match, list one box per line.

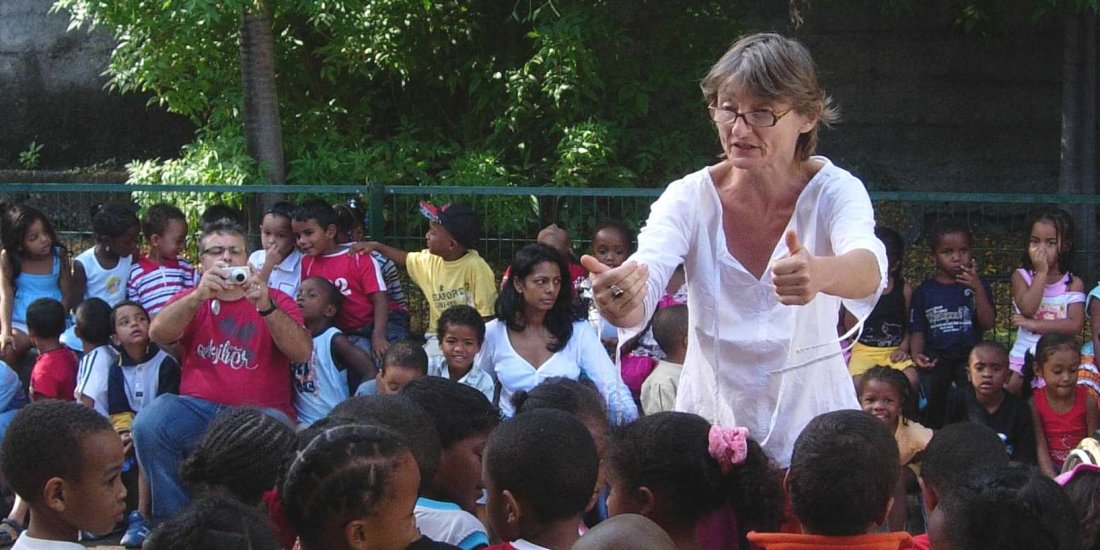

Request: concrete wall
left=0, top=0, right=193, bottom=170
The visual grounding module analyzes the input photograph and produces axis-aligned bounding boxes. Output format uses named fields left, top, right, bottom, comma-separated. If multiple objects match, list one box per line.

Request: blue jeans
left=132, top=394, right=291, bottom=524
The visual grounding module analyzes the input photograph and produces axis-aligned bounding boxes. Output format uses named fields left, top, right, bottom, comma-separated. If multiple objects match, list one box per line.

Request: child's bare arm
left=1092, top=299, right=1100, bottom=359
left=58, top=254, right=74, bottom=313
left=1013, top=301, right=1085, bottom=336
left=0, top=252, right=15, bottom=355
left=70, top=257, right=88, bottom=311
left=370, top=292, right=389, bottom=360
left=1031, top=399, right=1057, bottom=478
left=1086, top=395, right=1099, bottom=437
left=1011, top=268, right=1046, bottom=318
left=909, top=331, right=935, bottom=369
left=349, top=242, right=408, bottom=267
left=893, top=282, right=914, bottom=360
left=332, top=333, right=378, bottom=382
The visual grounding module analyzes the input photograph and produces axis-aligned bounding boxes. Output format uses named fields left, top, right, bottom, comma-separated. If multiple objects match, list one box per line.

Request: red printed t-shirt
left=31, top=347, right=78, bottom=401
left=170, top=289, right=301, bottom=419
left=302, top=251, right=386, bottom=332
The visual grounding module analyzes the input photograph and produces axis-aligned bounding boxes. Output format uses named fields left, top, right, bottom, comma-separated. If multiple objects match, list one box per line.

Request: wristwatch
left=258, top=300, right=278, bottom=317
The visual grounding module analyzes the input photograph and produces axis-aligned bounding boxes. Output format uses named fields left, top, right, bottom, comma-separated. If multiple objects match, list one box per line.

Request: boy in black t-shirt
left=909, top=219, right=995, bottom=429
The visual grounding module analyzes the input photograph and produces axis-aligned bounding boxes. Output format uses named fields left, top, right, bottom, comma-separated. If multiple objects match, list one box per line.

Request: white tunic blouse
left=624, top=157, right=887, bottom=466
left=478, top=319, right=639, bottom=423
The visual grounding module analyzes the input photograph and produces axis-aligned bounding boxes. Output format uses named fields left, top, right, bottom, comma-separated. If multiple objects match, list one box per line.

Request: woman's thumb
left=580, top=254, right=609, bottom=274
left=784, top=229, right=802, bottom=255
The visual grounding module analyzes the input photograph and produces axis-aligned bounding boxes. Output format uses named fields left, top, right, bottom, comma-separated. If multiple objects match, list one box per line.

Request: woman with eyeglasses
left=581, top=33, right=887, bottom=470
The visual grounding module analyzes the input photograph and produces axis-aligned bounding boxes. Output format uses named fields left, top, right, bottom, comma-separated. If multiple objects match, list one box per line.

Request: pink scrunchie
left=708, top=426, right=750, bottom=474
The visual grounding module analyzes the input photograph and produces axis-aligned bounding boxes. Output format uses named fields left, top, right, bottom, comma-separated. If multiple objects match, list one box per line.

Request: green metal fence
left=2, top=182, right=1098, bottom=343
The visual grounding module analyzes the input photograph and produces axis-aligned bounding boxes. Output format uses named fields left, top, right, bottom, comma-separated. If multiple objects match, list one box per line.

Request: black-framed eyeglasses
left=201, top=246, right=246, bottom=257
left=708, top=105, right=794, bottom=128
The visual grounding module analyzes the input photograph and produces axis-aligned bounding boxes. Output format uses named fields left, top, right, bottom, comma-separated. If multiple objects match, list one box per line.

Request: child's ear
left=636, top=486, right=657, bottom=517
left=325, top=224, right=339, bottom=240
left=324, top=303, right=338, bottom=319
left=43, top=477, right=67, bottom=513
left=502, top=489, right=522, bottom=526
left=110, top=333, right=120, bottom=347
left=148, top=233, right=160, bottom=248
left=918, top=477, right=939, bottom=515
left=344, top=519, right=371, bottom=550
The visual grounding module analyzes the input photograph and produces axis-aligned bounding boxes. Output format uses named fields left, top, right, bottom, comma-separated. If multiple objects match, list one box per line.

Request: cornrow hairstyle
left=383, top=340, right=429, bottom=374
left=607, top=411, right=783, bottom=532
left=1, top=204, right=61, bottom=278
left=485, top=409, right=598, bottom=523
left=926, top=218, right=972, bottom=251
left=1034, top=333, right=1081, bottom=368
left=939, top=464, right=1083, bottom=550
left=0, top=400, right=114, bottom=505
left=1022, top=207, right=1076, bottom=276
left=592, top=219, right=633, bottom=250
left=328, top=394, right=441, bottom=492
left=292, top=198, right=339, bottom=231
left=90, top=202, right=139, bottom=239
left=26, top=297, right=66, bottom=339
left=511, top=377, right=608, bottom=430
left=141, top=203, right=186, bottom=240
left=788, top=410, right=898, bottom=536
left=650, top=304, right=689, bottom=355
left=143, top=493, right=280, bottom=550
left=75, top=297, right=113, bottom=347
left=401, top=377, right=499, bottom=449
left=199, top=204, right=245, bottom=229
left=436, top=304, right=486, bottom=345
left=179, top=408, right=296, bottom=505
left=921, top=423, right=1009, bottom=496
left=302, top=276, right=343, bottom=310
left=496, top=244, right=580, bottom=352
left=282, top=424, right=409, bottom=546
left=859, top=365, right=917, bottom=422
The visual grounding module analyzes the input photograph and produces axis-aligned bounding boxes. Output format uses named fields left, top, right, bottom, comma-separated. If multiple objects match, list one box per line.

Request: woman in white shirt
left=479, top=244, right=638, bottom=423
left=582, top=33, right=886, bottom=466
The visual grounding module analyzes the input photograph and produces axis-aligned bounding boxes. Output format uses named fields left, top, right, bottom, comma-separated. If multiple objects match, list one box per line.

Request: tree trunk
left=240, top=2, right=285, bottom=217
left=1059, top=7, right=1096, bottom=283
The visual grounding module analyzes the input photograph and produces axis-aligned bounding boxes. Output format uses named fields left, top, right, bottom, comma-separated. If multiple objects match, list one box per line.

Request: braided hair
left=179, top=408, right=296, bottom=505
left=858, top=365, right=917, bottom=422
left=281, top=424, right=410, bottom=546
left=144, top=493, right=279, bottom=550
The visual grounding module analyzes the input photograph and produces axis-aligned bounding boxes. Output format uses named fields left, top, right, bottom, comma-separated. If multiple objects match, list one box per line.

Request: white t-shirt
left=293, top=327, right=352, bottom=428
left=414, top=497, right=488, bottom=550
left=74, top=247, right=132, bottom=306
left=74, top=344, right=119, bottom=416
left=427, top=355, right=495, bottom=403
left=12, top=534, right=85, bottom=549
left=249, top=248, right=304, bottom=299
left=624, top=157, right=887, bottom=466
left=478, top=319, right=638, bottom=423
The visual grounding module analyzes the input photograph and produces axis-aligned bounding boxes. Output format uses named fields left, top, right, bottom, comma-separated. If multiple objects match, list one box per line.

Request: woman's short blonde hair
left=701, top=33, right=839, bottom=161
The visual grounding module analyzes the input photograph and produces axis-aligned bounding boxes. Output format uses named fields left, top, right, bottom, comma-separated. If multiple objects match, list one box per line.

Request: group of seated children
left=6, top=385, right=1098, bottom=550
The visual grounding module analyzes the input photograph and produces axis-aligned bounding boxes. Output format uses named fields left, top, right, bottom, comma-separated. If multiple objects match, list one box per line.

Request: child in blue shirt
left=292, top=277, right=377, bottom=428
left=909, top=219, right=995, bottom=429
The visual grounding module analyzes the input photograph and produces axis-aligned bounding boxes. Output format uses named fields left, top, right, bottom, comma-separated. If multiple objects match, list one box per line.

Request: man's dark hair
left=200, top=218, right=246, bottom=249
left=26, top=297, right=66, bottom=339
left=0, top=401, right=114, bottom=505
left=788, top=410, right=898, bottom=536
left=199, top=205, right=245, bottom=229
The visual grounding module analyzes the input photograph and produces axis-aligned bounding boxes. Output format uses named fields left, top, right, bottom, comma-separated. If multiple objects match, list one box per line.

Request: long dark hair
left=495, top=243, right=581, bottom=352
left=0, top=204, right=61, bottom=278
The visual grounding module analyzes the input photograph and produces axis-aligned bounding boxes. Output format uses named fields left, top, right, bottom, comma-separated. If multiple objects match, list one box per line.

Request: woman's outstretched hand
left=580, top=255, right=649, bottom=329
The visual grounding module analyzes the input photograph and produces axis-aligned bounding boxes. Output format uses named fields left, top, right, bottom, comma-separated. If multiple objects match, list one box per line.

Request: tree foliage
left=51, top=0, right=742, bottom=189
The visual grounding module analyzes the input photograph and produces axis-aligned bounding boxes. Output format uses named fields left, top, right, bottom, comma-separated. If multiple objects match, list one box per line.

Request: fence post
left=368, top=181, right=385, bottom=240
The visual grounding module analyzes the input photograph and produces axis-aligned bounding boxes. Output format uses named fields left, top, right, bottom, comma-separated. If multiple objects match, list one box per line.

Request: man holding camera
left=133, top=218, right=312, bottom=524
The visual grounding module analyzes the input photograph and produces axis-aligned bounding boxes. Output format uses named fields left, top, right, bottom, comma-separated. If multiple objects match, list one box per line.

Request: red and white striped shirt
left=127, top=255, right=198, bottom=315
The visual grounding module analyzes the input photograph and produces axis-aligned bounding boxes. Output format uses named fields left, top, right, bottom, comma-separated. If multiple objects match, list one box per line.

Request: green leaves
left=52, top=0, right=742, bottom=192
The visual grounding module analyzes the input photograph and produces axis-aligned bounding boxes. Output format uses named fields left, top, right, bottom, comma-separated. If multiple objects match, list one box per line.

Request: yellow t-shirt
left=895, top=417, right=933, bottom=467
left=406, top=249, right=498, bottom=329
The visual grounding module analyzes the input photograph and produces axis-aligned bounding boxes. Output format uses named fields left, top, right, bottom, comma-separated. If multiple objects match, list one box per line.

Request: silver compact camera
left=225, top=266, right=250, bottom=284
